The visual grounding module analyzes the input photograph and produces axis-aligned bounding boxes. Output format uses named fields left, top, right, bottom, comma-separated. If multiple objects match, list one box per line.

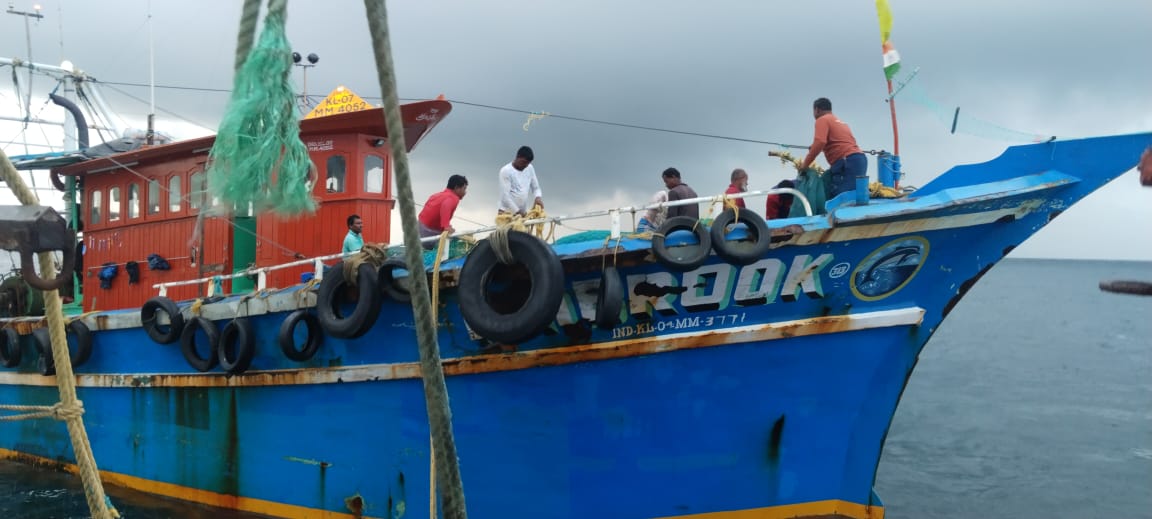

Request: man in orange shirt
left=798, top=97, right=867, bottom=199
left=418, top=174, right=468, bottom=250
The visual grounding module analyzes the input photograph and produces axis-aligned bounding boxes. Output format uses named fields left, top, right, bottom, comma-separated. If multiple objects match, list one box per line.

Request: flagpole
left=886, top=79, right=899, bottom=157
left=877, top=0, right=901, bottom=189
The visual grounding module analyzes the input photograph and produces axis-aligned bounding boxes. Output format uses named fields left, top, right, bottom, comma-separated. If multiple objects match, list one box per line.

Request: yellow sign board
left=304, top=86, right=374, bottom=119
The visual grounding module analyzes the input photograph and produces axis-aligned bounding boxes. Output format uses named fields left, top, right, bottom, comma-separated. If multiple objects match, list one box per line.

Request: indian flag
left=882, top=40, right=901, bottom=80
left=876, top=0, right=901, bottom=80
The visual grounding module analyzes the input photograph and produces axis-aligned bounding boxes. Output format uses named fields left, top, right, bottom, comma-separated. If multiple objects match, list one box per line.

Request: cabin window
left=108, top=187, right=122, bottom=222
left=326, top=155, right=346, bottom=193
left=364, top=155, right=384, bottom=194
left=189, top=171, right=206, bottom=211
left=90, top=190, right=102, bottom=224
left=128, top=183, right=140, bottom=219
left=168, top=176, right=182, bottom=213
left=147, top=179, right=161, bottom=215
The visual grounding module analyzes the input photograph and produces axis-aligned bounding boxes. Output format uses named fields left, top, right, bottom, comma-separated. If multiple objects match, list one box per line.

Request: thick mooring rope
left=361, top=1, right=467, bottom=517
left=0, top=150, right=118, bottom=519
left=234, top=0, right=262, bottom=71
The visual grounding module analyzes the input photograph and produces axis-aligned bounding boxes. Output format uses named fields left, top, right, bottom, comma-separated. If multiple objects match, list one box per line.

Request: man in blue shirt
left=343, top=214, right=364, bottom=255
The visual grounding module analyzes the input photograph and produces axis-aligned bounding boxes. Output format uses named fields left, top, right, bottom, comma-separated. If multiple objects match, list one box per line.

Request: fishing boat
left=2, top=57, right=1150, bottom=519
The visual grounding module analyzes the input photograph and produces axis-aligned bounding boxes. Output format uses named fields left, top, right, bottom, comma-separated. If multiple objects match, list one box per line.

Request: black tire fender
left=180, top=316, right=219, bottom=372
left=595, top=266, right=624, bottom=330
left=651, top=216, right=712, bottom=272
left=278, top=310, right=323, bottom=362
left=217, top=318, right=256, bottom=375
left=0, top=328, right=22, bottom=368
left=31, top=320, right=93, bottom=371
left=141, top=296, right=185, bottom=345
left=378, top=258, right=413, bottom=303
left=316, top=262, right=382, bottom=339
left=458, top=231, right=564, bottom=344
left=709, top=208, right=772, bottom=265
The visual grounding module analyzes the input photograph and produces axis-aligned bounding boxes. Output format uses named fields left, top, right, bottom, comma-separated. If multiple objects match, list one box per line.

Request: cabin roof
left=54, top=100, right=452, bottom=177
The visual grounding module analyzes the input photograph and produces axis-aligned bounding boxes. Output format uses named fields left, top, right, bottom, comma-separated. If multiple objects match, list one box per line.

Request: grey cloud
left=3, top=0, right=1150, bottom=259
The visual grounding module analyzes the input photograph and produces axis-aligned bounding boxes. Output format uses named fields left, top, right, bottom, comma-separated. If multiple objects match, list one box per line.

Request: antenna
left=6, top=3, right=44, bottom=120
left=146, top=0, right=156, bottom=144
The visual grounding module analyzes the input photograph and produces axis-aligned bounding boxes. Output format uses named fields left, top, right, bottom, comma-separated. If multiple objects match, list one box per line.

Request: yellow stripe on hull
left=655, top=499, right=884, bottom=519
left=1, top=447, right=884, bottom=519
left=0, top=448, right=369, bottom=519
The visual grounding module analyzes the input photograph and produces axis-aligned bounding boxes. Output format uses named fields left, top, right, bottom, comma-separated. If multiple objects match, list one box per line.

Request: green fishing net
left=789, top=169, right=828, bottom=217
left=207, top=7, right=317, bottom=216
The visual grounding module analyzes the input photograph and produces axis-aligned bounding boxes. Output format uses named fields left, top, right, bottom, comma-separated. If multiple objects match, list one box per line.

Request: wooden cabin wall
left=257, top=134, right=394, bottom=289
left=79, top=157, right=233, bottom=312
left=76, top=131, right=399, bottom=306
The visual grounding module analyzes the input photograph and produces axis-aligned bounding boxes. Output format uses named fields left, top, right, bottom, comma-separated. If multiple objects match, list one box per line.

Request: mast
left=6, top=3, right=43, bottom=124
left=146, top=0, right=156, bottom=145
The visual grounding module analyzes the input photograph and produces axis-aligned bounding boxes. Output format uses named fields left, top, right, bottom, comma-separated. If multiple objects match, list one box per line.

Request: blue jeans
left=826, top=152, right=868, bottom=199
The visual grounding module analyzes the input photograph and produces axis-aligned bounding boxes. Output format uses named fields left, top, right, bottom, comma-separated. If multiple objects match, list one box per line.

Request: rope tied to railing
left=491, top=205, right=549, bottom=264
left=343, top=243, right=390, bottom=286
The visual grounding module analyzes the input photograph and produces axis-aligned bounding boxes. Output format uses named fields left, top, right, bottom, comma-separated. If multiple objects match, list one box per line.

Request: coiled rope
left=491, top=205, right=551, bottom=264
left=343, top=243, right=389, bottom=285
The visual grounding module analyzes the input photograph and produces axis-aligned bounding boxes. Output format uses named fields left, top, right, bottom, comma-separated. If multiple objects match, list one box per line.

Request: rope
left=426, top=230, right=452, bottom=519
left=869, top=181, right=904, bottom=198
left=488, top=227, right=515, bottom=265
left=491, top=205, right=549, bottom=264
left=0, top=401, right=84, bottom=422
left=362, top=1, right=467, bottom=517
left=343, top=243, right=389, bottom=286
left=0, top=149, right=119, bottom=519
left=234, top=0, right=262, bottom=71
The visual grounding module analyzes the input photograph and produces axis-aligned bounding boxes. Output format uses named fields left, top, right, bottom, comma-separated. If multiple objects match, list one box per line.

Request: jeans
left=826, top=152, right=868, bottom=199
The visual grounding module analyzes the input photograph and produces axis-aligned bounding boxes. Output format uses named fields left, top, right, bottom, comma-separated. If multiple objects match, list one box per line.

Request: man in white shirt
left=497, top=146, right=544, bottom=217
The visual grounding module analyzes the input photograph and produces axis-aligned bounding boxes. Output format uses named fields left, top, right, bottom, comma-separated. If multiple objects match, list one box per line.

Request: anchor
left=0, top=205, right=77, bottom=291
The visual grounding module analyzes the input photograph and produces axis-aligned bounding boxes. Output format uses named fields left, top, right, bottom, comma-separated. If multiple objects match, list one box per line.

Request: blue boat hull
left=1, top=133, right=1149, bottom=518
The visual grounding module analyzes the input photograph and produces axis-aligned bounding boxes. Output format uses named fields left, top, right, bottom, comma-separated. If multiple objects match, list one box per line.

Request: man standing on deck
left=662, top=168, right=699, bottom=219
left=725, top=168, right=748, bottom=209
left=418, top=174, right=469, bottom=250
left=342, top=214, right=364, bottom=255
left=798, top=97, right=867, bottom=199
left=497, top=146, right=544, bottom=218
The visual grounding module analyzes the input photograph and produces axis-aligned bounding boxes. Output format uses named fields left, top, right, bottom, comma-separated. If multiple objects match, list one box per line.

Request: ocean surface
left=0, top=258, right=1149, bottom=518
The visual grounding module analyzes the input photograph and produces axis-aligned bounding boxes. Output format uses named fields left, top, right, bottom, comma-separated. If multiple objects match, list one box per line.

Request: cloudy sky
left=2, top=0, right=1150, bottom=260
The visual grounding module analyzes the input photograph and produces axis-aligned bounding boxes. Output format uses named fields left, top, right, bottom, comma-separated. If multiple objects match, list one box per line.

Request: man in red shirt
left=798, top=97, right=867, bottom=200
left=724, top=168, right=748, bottom=209
left=765, top=179, right=796, bottom=219
left=418, top=174, right=468, bottom=249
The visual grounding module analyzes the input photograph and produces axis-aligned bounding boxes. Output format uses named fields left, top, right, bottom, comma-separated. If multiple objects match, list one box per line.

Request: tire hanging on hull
left=458, top=231, right=564, bottom=344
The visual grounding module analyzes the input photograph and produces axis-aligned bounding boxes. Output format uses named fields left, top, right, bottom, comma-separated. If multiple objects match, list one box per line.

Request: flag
left=882, top=41, right=901, bottom=80
left=876, top=0, right=901, bottom=80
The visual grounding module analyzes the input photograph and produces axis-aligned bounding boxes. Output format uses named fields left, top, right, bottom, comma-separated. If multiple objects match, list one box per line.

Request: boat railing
left=151, top=187, right=812, bottom=297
